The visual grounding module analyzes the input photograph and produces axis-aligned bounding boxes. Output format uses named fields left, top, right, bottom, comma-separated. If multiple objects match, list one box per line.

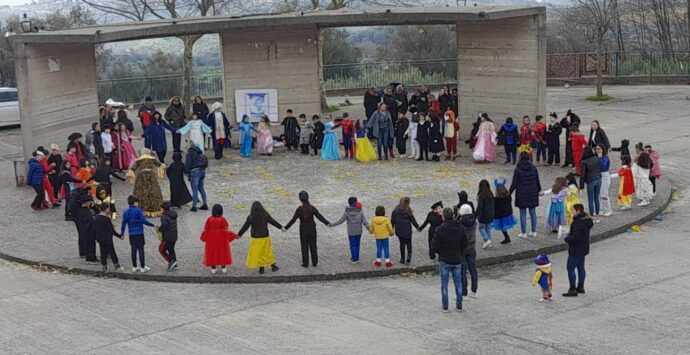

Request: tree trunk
left=596, top=29, right=604, bottom=97
left=687, top=0, right=689, bottom=54
left=317, top=29, right=328, bottom=112
left=181, top=34, right=202, bottom=112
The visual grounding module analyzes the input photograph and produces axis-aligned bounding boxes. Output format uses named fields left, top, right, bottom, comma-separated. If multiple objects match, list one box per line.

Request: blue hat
left=534, top=254, right=550, bottom=266
left=494, top=178, right=506, bottom=188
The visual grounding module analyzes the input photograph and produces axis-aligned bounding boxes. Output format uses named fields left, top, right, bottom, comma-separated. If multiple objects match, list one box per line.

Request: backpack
left=196, top=153, right=208, bottom=169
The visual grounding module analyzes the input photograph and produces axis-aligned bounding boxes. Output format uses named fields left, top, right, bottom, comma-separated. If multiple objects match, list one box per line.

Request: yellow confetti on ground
left=460, top=181, right=472, bottom=189
left=272, top=187, right=291, bottom=197
left=233, top=203, right=249, bottom=210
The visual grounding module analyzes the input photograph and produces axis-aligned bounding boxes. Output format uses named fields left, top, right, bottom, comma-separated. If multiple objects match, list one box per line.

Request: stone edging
left=0, top=189, right=674, bottom=284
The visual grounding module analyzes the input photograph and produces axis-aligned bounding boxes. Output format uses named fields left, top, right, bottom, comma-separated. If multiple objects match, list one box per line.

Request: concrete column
left=456, top=14, right=546, bottom=120
left=220, top=25, right=321, bottom=126
left=14, top=42, right=99, bottom=159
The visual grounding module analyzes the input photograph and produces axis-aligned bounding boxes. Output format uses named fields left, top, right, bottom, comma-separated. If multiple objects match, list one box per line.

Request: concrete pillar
left=456, top=14, right=546, bottom=120
left=220, top=25, right=321, bottom=126
left=14, top=42, right=99, bottom=159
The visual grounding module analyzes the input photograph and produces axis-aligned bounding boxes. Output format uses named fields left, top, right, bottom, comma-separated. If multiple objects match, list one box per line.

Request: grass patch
left=586, top=94, right=615, bottom=102
left=325, top=104, right=340, bottom=113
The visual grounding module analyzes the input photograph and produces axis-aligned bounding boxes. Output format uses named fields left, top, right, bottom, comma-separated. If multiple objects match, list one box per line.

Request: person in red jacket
left=533, top=115, right=547, bottom=164
left=200, top=204, right=239, bottom=274
left=570, top=127, right=588, bottom=175
left=518, top=115, right=534, bottom=160
left=334, top=113, right=355, bottom=158
left=35, top=148, right=59, bottom=208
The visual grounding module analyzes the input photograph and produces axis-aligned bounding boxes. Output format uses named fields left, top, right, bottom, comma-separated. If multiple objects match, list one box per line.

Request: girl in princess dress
left=178, top=113, right=211, bottom=151
left=256, top=114, right=274, bottom=156
left=320, top=114, right=341, bottom=161
left=610, top=155, right=635, bottom=211
left=540, top=176, right=568, bottom=236
left=354, top=120, right=377, bottom=163
left=633, top=152, right=654, bottom=206
left=112, top=122, right=138, bottom=171
left=564, top=173, right=582, bottom=225
left=472, top=113, right=497, bottom=163
left=239, top=115, right=258, bottom=158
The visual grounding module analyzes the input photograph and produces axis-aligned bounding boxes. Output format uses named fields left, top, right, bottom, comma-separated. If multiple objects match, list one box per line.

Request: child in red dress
left=570, top=127, right=588, bottom=175
left=200, top=204, right=239, bottom=274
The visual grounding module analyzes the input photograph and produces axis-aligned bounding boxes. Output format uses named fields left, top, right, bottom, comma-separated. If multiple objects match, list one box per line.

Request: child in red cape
left=200, top=204, right=239, bottom=274
left=570, top=127, right=588, bottom=175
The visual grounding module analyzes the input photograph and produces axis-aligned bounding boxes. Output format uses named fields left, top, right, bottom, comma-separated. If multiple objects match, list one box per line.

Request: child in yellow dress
left=355, top=120, right=377, bottom=163
left=564, top=173, right=581, bottom=225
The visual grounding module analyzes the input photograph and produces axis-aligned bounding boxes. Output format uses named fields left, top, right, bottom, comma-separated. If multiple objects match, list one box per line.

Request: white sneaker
left=470, top=292, right=477, bottom=299
left=221, top=267, right=228, bottom=274
left=620, top=205, right=632, bottom=211
left=637, top=201, right=650, bottom=206
left=131, top=267, right=139, bottom=273
left=594, top=218, right=601, bottom=224
left=442, top=308, right=450, bottom=313
left=603, top=211, right=613, bottom=217
left=529, top=232, right=537, bottom=238
left=518, top=233, right=527, bottom=239
left=140, top=266, right=151, bottom=273
left=481, top=240, right=492, bottom=249
left=211, top=268, right=217, bottom=274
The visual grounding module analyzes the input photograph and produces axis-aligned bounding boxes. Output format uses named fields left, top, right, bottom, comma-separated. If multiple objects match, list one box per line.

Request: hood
left=460, top=213, right=476, bottom=227
left=517, top=159, right=534, bottom=171
left=503, top=123, right=517, bottom=131
left=371, top=216, right=389, bottom=225
left=28, top=157, right=40, bottom=166
left=574, top=214, right=594, bottom=228
left=344, top=206, right=362, bottom=216
left=620, top=139, right=629, bottom=148
left=163, top=210, right=178, bottom=220
left=188, top=145, right=202, bottom=154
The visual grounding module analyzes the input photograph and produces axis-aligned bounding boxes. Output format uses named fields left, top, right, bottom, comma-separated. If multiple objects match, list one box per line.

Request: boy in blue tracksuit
left=121, top=195, right=155, bottom=272
left=27, top=151, right=46, bottom=211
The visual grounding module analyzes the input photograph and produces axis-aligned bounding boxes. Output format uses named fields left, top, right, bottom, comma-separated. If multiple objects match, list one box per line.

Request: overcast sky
left=3, top=0, right=32, bottom=6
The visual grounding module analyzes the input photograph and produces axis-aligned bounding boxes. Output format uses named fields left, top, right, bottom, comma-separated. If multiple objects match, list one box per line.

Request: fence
left=97, top=51, right=690, bottom=102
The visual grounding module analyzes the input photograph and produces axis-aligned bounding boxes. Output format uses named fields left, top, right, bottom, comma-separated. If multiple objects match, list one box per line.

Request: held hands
left=281, top=227, right=287, bottom=233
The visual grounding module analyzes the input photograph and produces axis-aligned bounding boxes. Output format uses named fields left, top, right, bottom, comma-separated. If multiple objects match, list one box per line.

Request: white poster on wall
left=234, top=89, right=279, bottom=123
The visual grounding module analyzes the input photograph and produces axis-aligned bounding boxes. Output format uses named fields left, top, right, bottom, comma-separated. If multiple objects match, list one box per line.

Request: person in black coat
left=116, top=109, right=135, bottom=134
left=394, top=85, right=408, bottom=117
left=391, top=197, right=420, bottom=264
left=476, top=180, right=495, bottom=249
left=509, top=152, right=542, bottom=238
left=430, top=207, right=468, bottom=311
left=427, top=113, right=445, bottom=161
left=416, top=115, right=430, bottom=161
left=94, top=156, right=125, bottom=197
left=395, top=114, right=409, bottom=156
left=546, top=112, right=562, bottom=165
left=588, top=120, right=611, bottom=150
left=363, top=87, right=380, bottom=119
left=438, top=86, right=452, bottom=114
left=284, top=191, right=330, bottom=268
left=74, top=194, right=97, bottom=263
left=192, top=96, right=210, bottom=125
left=419, top=201, right=444, bottom=260
left=560, top=109, right=581, bottom=167
left=579, top=147, right=602, bottom=216
left=563, top=204, right=593, bottom=297
left=166, top=153, right=192, bottom=208
left=94, top=203, right=123, bottom=272
left=282, top=109, right=301, bottom=151
left=310, top=115, right=325, bottom=156
left=454, top=191, right=475, bottom=216
left=159, top=201, right=179, bottom=270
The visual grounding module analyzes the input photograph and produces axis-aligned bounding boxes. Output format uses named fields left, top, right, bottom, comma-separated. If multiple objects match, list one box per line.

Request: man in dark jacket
left=546, top=112, right=562, bottom=165
left=431, top=208, right=468, bottom=312
left=159, top=201, right=179, bottom=270
left=458, top=205, right=478, bottom=297
left=165, top=96, right=186, bottom=153
left=185, top=145, right=208, bottom=212
left=74, top=194, right=97, bottom=263
left=563, top=204, right=593, bottom=297
left=94, top=203, right=123, bottom=272
left=363, top=87, right=380, bottom=119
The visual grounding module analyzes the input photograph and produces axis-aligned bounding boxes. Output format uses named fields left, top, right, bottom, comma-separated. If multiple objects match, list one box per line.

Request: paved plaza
left=0, top=85, right=689, bottom=353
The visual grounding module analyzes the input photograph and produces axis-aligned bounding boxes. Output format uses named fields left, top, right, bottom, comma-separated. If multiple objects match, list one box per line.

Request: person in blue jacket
left=121, top=195, right=155, bottom=273
left=144, top=111, right=176, bottom=163
left=498, top=117, right=519, bottom=164
left=27, top=150, right=46, bottom=211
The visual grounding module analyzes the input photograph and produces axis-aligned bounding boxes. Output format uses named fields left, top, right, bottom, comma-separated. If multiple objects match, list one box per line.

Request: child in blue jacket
left=498, top=117, right=519, bottom=164
left=27, top=151, right=46, bottom=211
left=121, top=195, right=155, bottom=272
left=531, top=254, right=553, bottom=302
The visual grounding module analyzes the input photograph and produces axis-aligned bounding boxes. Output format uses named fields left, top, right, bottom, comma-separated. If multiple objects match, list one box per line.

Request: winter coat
left=428, top=119, right=445, bottom=153
left=26, top=157, right=45, bottom=186
left=138, top=103, right=156, bottom=128
left=546, top=122, right=562, bottom=149
left=120, top=206, right=154, bottom=236
left=200, top=216, right=238, bottom=266
left=509, top=159, right=542, bottom=208
left=475, top=194, right=495, bottom=224
left=588, top=128, right=611, bottom=149
left=579, top=155, right=602, bottom=189
left=159, top=209, right=178, bottom=242
left=565, top=214, right=593, bottom=257
left=438, top=93, right=452, bottom=113
left=164, top=99, right=186, bottom=129
left=284, top=204, right=330, bottom=233
left=395, top=92, right=408, bottom=115
left=493, top=195, right=514, bottom=219
left=420, top=212, right=443, bottom=238
left=390, top=206, right=419, bottom=239
left=144, top=120, right=175, bottom=153
left=366, top=110, right=395, bottom=141
left=369, top=216, right=393, bottom=239
left=185, top=145, right=206, bottom=174
left=382, top=94, right=398, bottom=121
left=460, top=213, right=477, bottom=252
left=431, top=220, right=468, bottom=265
left=192, top=103, right=209, bottom=122
left=363, top=91, right=380, bottom=119
left=331, top=206, right=370, bottom=236
left=94, top=214, right=120, bottom=245
left=416, top=120, right=429, bottom=143
left=238, top=212, right=283, bottom=238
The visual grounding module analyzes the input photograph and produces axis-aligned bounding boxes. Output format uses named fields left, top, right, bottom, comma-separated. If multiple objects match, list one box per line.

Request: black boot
left=271, top=264, right=280, bottom=272
left=562, top=288, right=578, bottom=297
left=576, top=286, right=585, bottom=294
left=501, top=236, right=511, bottom=244
left=259, top=267, right=265, bottom=274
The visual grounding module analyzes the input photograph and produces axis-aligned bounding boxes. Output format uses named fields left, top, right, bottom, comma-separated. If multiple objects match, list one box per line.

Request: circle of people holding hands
left=22, top=88, right=662, bottom=311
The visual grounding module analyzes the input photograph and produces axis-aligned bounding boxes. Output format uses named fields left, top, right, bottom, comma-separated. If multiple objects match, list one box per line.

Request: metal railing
left=323, top=58, right=458, bottom=90
left=547, top=51, right=690, bottom=79
left=97, top=69, right=223, bottom=103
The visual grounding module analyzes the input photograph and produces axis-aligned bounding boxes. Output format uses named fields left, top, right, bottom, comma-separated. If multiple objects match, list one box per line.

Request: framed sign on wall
left=234, top=89, right=279, bottom=123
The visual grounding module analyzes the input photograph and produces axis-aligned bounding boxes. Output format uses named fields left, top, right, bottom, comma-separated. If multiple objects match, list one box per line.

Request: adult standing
left=450, top=88, right=459, bottom=117
left=185, top=144, right=209, bottom=212
left=363, top=86, right=380, bottom=119
left=207, top=102, right=232, bottom=160
left=144, top=112, right=176, bottom=163
left=394, top=85, right=408, bottom=117
left=99, top=106, right=114, bottom=128
left=164, top=96, right=186, bottom=153
left=579, top=147, right=602, bottom=220
left=431, top=208, right=468, bottom=312
left=562, top=203, right=593, bottom=297
left=138, top=96, right=156, bottom=149
left=560, top=109, right=581, bottom=168
left=438, top=85, right=452, bottom=114
left=192, top=96, right=210, bottom=124
left=417, top=84, right=430, bottom=114
left=546, top=112, right=562, bottom=166
left=366, top=103, right=395, bottom=160
left=116, top=109, right=135, bottom=134
left=282, top=109, right=300, bottom=151
left=382, top=87, right=398, bottom=126
left=509, top=152, right=542, bottom=238
left=588, top=120, right=611, bottom=150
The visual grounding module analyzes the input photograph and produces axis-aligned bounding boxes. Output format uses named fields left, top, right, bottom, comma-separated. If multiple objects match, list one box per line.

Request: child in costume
left=498, top=117, right=519, bottom=164
left=76, top=157, right=97, bottom=196
left=94, top=202, right=123, bottom=273
left=238, top=201, right=284, bottom=274
left=120, top=195, right=155, bottom=273
left=256, top=114, right=274, bottom=156
left=334, top=113, right=355, bottom=158
left=281, top=109, right=300, bottom=151
left=533, top=115, right=547, bottom=164
left=492, top=180, right=516, bottom=244
left=569, top=127, right=588, bottom=175
left=101, top=125, right=115, bottom=160
left=541, top=177, right=568, bottom=236
left=127, top=148, right=166, bottom=217
left=93, top=185, right=118, bottom=221
left=395, top=113, right=409, bottom=157
left=405, top=115, right=420, bottom=159
left=391, top=197, right=420, bottom=264
left=320, top=114, right=341, bottom=160
left=416, top=113, right=430, bottom=161
left=610, top=139, right=631, bottom=159
left=112, top=123, right=138, bottom=171
left=612, top=155, right=635, bottom=210
left=531, top=254, right=553, bottom=302
left=369, top=205, right=394, bottom=267
left=94, top=156, right=125, bottom=197
left=633, top=152, right=654, bottom=206
left=207, top=102, right=232, bottom=160
left=159, top=201, right=179, bottom=271
left=200, top=204, right=239, bottom=274
left=178, top=113, right=212, bottom=151
left=565, top=173, right=582, bottom=224
left=472, top=113, right=497, bottom=163
left=443, top=109, right=460, bottom=161
left=518, top=115, right=533, bottom=160
left=354, top=120, right=377, bottom=163
left=645, top=145, right=661, bottom=194
left=166, top=152, right=193, bottom=208
left=329, top=197, right=370, bottom=263
left=298, top=114, right=313, bottom=155
left=238, top=115, right=257, bottom=158
left=419, top=201, right=444, bottom=258
left=596, top=144, right=613, bottom=216
left=47, top=144, right=63, bottom=203
left=284, top=191, right=330, bottom=268
left=310, top=115, right=324, bottom=156
left=546, top=112, right=562, bottom=166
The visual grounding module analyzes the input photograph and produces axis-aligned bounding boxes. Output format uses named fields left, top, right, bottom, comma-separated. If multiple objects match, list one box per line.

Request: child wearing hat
left=531, top=254, right=553, bottom=302
left=284, top=191, right=330, bottom=268
left=369, top=206, right=394, bottom=267
left=419, top=201, right=444, bottom=259
left=330, top=197, right=370, bottom=263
